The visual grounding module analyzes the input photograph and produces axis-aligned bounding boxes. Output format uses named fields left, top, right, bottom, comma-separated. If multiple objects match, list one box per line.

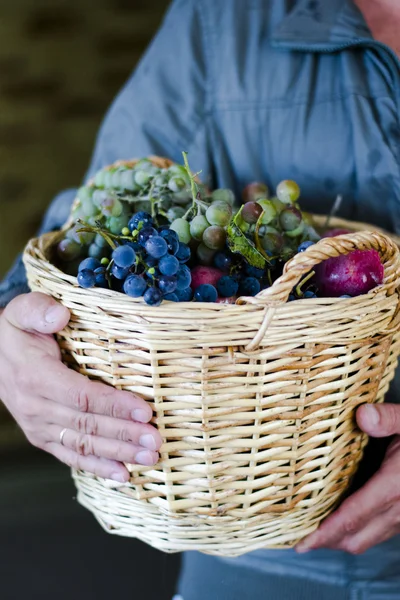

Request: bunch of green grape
left=168, top=188, right=236, bottom=265
left=239, top=180, right=320, bottom=261
left=57, top=159, right=204, bottom=271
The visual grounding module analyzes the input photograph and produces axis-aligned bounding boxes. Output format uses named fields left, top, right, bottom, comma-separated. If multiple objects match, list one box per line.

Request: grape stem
left=76, top=219, right=137, bottom=250
left=295, top=270, right=315, bottom=297
left=324, top=195, right=343, bottom=229
left=182, top=151, right=204, bottom=220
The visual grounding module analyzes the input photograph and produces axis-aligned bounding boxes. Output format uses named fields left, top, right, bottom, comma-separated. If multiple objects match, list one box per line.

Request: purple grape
left=158, top=275, right=177, bottom=294
left=123, top=274, right=147, bottom=297
left=145, top=236, right=168, bottom=259
left=77, top=269, right=96, bottom=289
left=78, top=257, right=101, bottom=272
left=194, top=284, right=218, bottom=303
left=111, top=263, right=130, bottom=280
left=144, top=287, right=162, bottom=306
left=112, top=245, right=136, bottom=268
left=159, top=254, right=179, bottom=276
left=176, top=265, right=192, bottom=290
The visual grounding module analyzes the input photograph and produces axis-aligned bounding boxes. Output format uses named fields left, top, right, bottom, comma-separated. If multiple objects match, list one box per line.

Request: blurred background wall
left=0, top=3, right=182, bottom=599
left=0, top=0, right=169, bottom=278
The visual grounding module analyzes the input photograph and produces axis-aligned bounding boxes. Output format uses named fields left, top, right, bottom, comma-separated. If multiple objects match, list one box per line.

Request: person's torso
left=195, top=0, right=400, bottom=236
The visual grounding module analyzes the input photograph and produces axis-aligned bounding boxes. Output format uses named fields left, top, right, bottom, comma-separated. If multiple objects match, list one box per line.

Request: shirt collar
left=273, top=0, right=372, bottom=49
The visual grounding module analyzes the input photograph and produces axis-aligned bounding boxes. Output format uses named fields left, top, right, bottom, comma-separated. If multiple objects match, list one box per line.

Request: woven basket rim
left=24, top=227, right=399, bottom=307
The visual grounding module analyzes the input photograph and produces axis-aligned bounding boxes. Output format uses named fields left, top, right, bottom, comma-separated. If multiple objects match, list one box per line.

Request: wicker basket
left=22, top=162, right=400, bottom=556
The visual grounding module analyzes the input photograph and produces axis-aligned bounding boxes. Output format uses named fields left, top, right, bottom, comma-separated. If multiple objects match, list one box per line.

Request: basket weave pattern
left=23, top=221, right=400, bottom=555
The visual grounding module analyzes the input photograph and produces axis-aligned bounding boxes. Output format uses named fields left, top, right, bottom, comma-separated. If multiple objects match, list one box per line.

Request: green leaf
left=226, top=208, right=268, bottom=269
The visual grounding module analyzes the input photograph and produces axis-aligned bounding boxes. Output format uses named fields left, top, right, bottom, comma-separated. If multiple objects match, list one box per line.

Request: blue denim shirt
left=2, top=0, right=400, bottom=588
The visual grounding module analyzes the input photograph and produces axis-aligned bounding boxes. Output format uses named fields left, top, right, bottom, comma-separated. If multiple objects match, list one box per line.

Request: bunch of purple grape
left=74, top=211, right=193, bottom=306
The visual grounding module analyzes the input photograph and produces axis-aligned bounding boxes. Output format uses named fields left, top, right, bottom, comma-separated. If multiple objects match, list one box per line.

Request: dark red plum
left=315, top=249, right=384, bottom=297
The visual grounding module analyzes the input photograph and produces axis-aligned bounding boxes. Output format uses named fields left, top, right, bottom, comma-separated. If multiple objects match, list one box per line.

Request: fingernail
left=132, top=409, right=151, bottom=423
left=111, top=472, right=128, bottom=483
left=140, top=434, right=157, bottom=451
left=296, top=543, right=311, bottom=554
left=45, top=305, right=65, bottom=324
left=136, top=450, right=157, bottom=466
left=364, top=405, right=380, bottom=427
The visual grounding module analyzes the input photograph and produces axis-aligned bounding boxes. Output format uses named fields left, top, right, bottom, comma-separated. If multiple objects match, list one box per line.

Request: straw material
left=22, top=162, right=400, bottom=556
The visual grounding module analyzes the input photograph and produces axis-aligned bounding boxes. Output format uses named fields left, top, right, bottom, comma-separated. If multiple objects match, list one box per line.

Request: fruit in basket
left=55, top=153, right=385, bottom=305
left=315, top=249, right=384, bottom=297
left=191, top=266, right=224, bottom=290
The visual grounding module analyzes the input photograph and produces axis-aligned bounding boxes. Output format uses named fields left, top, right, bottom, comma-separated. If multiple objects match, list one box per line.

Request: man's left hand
left=296, top=403, right=400, bottom=555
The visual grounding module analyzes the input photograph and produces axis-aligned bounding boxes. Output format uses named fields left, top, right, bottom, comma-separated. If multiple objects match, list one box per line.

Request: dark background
left=0, top=1, right=181, bottom=598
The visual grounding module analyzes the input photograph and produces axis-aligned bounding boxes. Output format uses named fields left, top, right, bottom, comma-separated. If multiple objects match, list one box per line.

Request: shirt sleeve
left=0, top=0, right=210, bottom=308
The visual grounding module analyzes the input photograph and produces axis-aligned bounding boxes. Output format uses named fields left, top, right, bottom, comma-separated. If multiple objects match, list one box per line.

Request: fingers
left=333, top=507, right=396, bottom=554
left=4, top=292, right=70, bottom=334
left=43, top=401, right=162, bottom=451
left=357, top=403, right=400, bottom=437
left=296, top=468, right=396, bottom=553
left=35, top=356, right=153, bottom=423
left=46, top=425, right=159, bottom=466
left=47, top=442, right=130, bottom=483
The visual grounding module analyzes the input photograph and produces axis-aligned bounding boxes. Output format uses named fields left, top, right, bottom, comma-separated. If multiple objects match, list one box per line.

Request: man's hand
left=296, top=403, right=400, bottom=554
left=0, top=292, right=162, bottom=482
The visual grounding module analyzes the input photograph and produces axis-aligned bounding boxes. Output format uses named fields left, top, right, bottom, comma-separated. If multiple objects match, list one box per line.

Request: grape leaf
left=226, top=208, right=269, bottom=269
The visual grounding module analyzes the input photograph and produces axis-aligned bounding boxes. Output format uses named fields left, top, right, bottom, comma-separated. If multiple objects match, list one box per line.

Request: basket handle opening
left=238, top=230, right=400, bottom=351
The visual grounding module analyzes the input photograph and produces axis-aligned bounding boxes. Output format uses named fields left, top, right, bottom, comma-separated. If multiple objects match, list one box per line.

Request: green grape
left=95, top=233, right=109, bottom=248
left=276, top=180, right=300, bottom=204
left=87, top=215, right=102, bottom=227
left=203, top=226, right=226, bottom=250
left=172, top=190, right=192, bottom=205
left=154, top=173, right=168, bottom=187
left=242, top=182, right=269, bottom=203
left=88, top=243, right=105, bottom=259
left=206, top=202, right=232, bottom=227
left=236, top=213, right=251, bottom=233
left=71, top=204, right=85, bottom=221
left=57, top=238, right=82, bottom=261
left=121, top=227, right=130, bottom=236
left=271, top=196, right=286, bottom=213
left=94, top=169, right=106, bottom=188
left=170, top=218, right=191, bottom=243
left=167, top=206, right=186, bottom=221
left=92, top=189, right=107, bottom=208
left=100, top=196, right=123, bottom=218
left=279, top=206, right=302, bottom=232
left=77, top=186, right=92, bottom=203
left=190, top=215, right=210, bottom=241
left=120, top=169, right=139, bottom=191
left=211, top=189, right=235, bottom=206
left=104, top=170, right=114, bottom=189
left=135, top=158, right=154, bottom=172
left=257, top=199, right=277, bottom=225
left=242, top=201, right=263, bottom=225
left=197, top=243, right=216, bottom=265
left=168, top=164, right=188, bottom=177
left=107, top=214, right=129, bottom=234
left=168, top=177, right=187, bottom=193
left=71, top=225, right=95, bottom=245
left=134, top=170, right=152, bottom=187
left=81, top=196, right=97, bottom=218
left=285, top=222, right=305, bottom=238
left=261, top=232, right=284, bottom=253
left=302, top=224, right=321, bottom=242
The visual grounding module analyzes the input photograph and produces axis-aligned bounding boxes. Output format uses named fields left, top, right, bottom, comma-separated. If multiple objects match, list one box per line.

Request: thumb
left=3, top=292, right=70, bottom=334
left=356, top=403, right=400, bottom=438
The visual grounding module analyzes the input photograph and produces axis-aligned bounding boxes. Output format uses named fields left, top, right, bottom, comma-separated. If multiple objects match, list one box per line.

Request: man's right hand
left=0, top=292, right=162, bottom=482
